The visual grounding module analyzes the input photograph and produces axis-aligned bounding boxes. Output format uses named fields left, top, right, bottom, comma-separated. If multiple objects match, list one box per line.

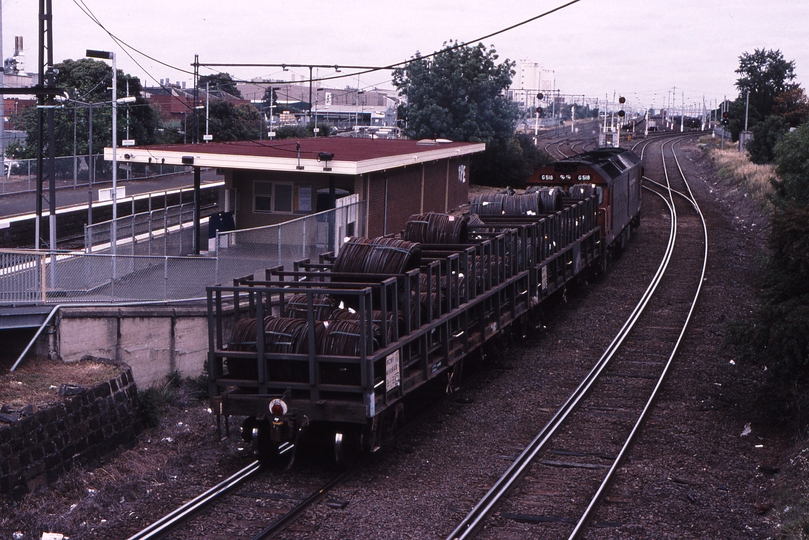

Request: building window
left=254, top=181, right=272, bottom=212
left=254, top=181, right=294, bottom=214
left=275, top=183, right=293, bottom=213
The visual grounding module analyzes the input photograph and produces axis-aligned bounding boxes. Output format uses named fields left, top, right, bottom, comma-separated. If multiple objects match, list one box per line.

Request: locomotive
left=205, top=148, right=643, bottom=466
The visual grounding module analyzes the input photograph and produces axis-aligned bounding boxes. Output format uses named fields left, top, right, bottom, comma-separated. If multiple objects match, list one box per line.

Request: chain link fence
left=214, top=198, right=365, bottom=282
left=85, top=202, right=197, bottom=257
left=0, top=199, right=366, bottom=305
left=0, top=249, right=216, bottom=303
left=1, top=154, right=190, bottom=196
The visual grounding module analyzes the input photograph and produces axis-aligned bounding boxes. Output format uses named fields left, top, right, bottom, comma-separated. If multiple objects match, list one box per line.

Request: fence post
left=40, top=253, right=47, bottom=302
left=214, top=232, right=220, bottom=285
left=164, top=256, right=169, bottom=300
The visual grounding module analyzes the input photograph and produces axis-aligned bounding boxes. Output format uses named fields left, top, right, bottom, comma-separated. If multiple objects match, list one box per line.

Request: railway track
left=447, top=134, right=707, bottom=539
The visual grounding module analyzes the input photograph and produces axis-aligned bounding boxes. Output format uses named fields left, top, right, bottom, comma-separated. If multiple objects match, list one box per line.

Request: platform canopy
left=106, top=138, right=486, bottom=175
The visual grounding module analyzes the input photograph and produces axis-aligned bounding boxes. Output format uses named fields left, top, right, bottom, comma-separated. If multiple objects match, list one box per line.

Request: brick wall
left=365, top=158, right=471, bottom=238
left=0, top=368, right=143, bottom=500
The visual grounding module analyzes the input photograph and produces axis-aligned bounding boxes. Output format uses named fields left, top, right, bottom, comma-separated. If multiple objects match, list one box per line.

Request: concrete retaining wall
left=50, top=305, right=209, bottom=389
left=0, top=368, right=142, bottom=500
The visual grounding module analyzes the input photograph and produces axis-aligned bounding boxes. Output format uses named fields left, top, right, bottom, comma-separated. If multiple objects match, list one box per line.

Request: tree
left=474, top=132, right=553, bottom=188
left=199, top=73, right=242, bottom=99
left=6, top=58, right=159, bottom=168
left=772, top=87, right=809, bottom=127
left=392, top=41, right=521, bottom=186
left=735, top=48, right=798, bottom=120
left=206, top=100, right=261, bottom=141
left=746, top=115, right=789, bottom=164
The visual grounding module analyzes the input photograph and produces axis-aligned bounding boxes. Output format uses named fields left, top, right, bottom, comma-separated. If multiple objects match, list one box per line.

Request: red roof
left=114, top=137, right=485, bottom=175
left=142, top=137, right=479, bottom=162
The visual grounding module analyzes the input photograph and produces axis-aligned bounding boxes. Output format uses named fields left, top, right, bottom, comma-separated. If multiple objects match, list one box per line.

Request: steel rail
left=446, top=152, right=679, bottom=540
left=125, top=460, right=262, bottom=540
left=249, top=466, right=358, bottom=540
left=568, top=137, right=709, bottom=538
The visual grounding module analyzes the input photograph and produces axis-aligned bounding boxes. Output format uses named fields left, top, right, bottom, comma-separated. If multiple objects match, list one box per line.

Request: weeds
left=711, top=147, right=775, bottom=211
left=138, top=374, right=180, bottom=428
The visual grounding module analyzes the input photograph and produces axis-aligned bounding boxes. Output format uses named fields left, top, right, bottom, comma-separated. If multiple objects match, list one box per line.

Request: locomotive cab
left=526, top=148, right=642, bottom=259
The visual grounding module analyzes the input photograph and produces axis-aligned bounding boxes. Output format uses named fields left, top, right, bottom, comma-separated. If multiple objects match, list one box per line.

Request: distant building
left=143, top=83, right=250, bottom=124
left=237, top=80, right=400, bottom=132
left=2, top=36, right=38, bottom=156
left=508, top=60, right=555, bottom=113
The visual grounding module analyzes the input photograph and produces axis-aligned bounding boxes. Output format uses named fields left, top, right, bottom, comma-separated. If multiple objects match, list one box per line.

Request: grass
left=708, top=142, right=776, bottom=211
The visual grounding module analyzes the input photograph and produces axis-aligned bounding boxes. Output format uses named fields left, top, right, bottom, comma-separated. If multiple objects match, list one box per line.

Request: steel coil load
left=332, top=308, right=403, bottom=345
left=283, top=293, right=338, bottom=320
left=402, top=212, right=469, bottom=244
left=525, top=186, right=564, bottom=212
left=333, top=236, right=422, bottom=275
left=225, top=316, right=324, bottom=381
left=471, top=190, right=562, bottom=216
left=316, top=318, right=373, bottom=385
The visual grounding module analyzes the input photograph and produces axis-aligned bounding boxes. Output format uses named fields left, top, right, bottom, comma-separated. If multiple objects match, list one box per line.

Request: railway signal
left=722, top=111, right=729, bottom=125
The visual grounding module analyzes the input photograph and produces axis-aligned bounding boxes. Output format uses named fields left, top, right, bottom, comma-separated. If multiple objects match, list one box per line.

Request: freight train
left=205, top=147, right=643, bottom=466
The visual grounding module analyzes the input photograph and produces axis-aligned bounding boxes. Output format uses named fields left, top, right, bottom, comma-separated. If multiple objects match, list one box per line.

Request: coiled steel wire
left=225, top=316, right=324, bottom=381
left=471, top=187, right=563, bottom=216
left=283, top=293, right=339, bottom=320
left=402, top=212, right=469, bottom=244
left=333, top=236, right=421, bottom=275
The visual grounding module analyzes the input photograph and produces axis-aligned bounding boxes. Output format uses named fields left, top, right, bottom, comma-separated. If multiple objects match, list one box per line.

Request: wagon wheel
left=250, top=418, right=294, bottom=468
left=333, top=425, right=363, bottom=469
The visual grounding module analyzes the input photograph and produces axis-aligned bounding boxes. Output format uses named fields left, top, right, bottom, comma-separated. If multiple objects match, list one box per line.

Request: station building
left=111, top=137, right=486, bottom=239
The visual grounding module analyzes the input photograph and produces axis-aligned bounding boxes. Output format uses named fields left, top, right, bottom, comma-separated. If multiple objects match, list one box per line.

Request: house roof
left=108, top=138, right=486, bottom=176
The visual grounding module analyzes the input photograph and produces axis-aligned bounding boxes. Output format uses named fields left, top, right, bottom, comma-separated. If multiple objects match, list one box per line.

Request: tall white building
left=509, top=60, right=555, bottom=112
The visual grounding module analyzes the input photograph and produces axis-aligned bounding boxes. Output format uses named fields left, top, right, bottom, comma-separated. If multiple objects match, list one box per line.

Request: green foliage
left=274, top=124, right=310, bottom=139
left=728, top=49, right=803, bottom=143
left=735, top=48, right=798, bottom=120
left=138, top=379, right=179, bottom=428
left=772, top=123, right=809, bottom=205
left=747, top=115, right=790, bottom=164
left=206, top=100, right=261, bottom=141
left=727, top=124, right=809, bottom=422
left=393, top=41, right=528, bottom=187
left=392, top=41, right=518, bottom=144
left=6, top=58, right=160, bottom=159
left=199, top=72, right=242, bottom=98
left=472, top=133, right=553, bottom=188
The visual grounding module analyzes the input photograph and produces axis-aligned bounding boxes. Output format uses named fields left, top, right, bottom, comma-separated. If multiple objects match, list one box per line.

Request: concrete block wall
left=0, top=368, right=142, bottom=500
left=52, top=305, right=209, bottom=389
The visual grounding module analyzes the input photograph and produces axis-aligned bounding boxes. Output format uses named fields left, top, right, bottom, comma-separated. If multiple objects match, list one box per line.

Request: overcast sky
left=2, top=0, right=806, bottom=113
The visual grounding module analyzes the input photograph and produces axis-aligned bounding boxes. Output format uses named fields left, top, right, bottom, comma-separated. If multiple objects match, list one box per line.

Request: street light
left=86, top=49, right=119, bottom=258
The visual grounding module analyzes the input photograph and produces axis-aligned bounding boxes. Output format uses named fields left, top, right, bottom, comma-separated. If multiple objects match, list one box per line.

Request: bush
left=747, top=115, right=790, bottom=164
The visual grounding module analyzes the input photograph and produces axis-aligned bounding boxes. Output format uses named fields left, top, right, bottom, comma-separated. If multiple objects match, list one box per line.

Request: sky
left=1, top=0, right=807, bottom=114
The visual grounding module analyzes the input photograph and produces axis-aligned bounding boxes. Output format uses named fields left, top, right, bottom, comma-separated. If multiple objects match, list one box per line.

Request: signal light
left=537, top=93, right=544, bottom=100
left=618, top=96, right=626, bottom=104
left=722, top=111, right=729, bottom=125
left=536, top=107, right=543, bottom=114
